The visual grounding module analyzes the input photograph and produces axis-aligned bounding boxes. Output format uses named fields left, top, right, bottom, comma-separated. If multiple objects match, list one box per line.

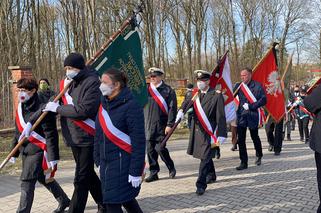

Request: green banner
left=92, top=27, right=148, bottom=107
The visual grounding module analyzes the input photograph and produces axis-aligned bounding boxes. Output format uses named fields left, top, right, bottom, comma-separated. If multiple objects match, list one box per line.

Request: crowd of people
left=8, top=52, right=321, bottom=213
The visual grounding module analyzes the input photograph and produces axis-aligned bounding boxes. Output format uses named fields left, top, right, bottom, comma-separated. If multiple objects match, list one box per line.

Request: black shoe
left=206, top=175, right=217, bottom=184
left=216, top=152, right=221, bottom=159
left=97, top=203, right=106, bottom=213
left=53, top=198, right=70, bottom=213
left=255, top=157, right=262, bottom=166
left=287, top=135, right=291, bottom=141
left=268, top=145, right=273, bottom=152
left=231, top=144, right=237, bottom=151
left=236, top=163, right=248, bottom=170
left=300, top=138, right=304, bottom=142
left=169, top=168, right=176, bottom=179
left=196, top=188, right=205, bottom=195
left=145, top=174, right=159, bottom=182
left=305, top=138, right=309, bottom=144
left=274, top=152, right=280, bottom=156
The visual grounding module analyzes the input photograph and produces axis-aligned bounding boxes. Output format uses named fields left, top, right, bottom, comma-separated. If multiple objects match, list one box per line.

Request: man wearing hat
left=234, top=67, right=266, bottom=170
left=38, top=52, right=104, bottom=212
left=144, top=67, right=177, bottom=182
left=176, top=70, right=227, bottom=195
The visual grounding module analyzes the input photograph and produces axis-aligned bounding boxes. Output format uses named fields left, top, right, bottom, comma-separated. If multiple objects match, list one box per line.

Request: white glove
left=43, top=101, right=60, bottom=113
left=175, top=109, right=184, bottom=123
left=49, top=160, right=58, bottom=169
left=242, top=103, right=249, bottom=110
left=292, top=102, right=298, bottom=107
left=217, top=137, right=227, bottom=145
left=18, top=122, right=32, bottom=141
left=128, top=175, right=142, bottom=188
left=9, top=157, right=16, bottom=164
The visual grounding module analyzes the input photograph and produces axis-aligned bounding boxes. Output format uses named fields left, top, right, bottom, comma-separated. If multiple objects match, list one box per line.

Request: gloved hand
left=18, top=122, right=32, bottom=141
left=49, top=160, right=58, bottom=169
left=242, top=103, right=249, bottom=110
left=217, top=137, right=227, bottom=145
left=42, top=101, right=60, bottom=113
left=9, top=157, right=16, bottom=164
left=128, top=175, right=142, bottom=188
left=175, top=109, right=184, bottom=123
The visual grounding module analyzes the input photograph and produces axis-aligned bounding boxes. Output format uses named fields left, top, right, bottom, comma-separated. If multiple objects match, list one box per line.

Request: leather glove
left=217, top=137, right=227, bottom=145
left=9, top=157, right=16, bottom=164
left=242, top=103, right=249, bottom=110
left=42, top=101, right=60, bottom=113
left=128, top=175, right=142, bottom=188
left=18, top=122, right=32, bottom=141
left=175, top=109, right=184, bottom=123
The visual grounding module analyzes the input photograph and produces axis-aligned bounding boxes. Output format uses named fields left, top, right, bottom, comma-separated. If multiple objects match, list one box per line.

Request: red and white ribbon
left=148, top=83, right=168, bottom=115
left=239, top=83, right=266, bottom=127
left=98, top=105, right=132, bottom=153
left=193, top=95, right=219, bottom=146
left=60, top=79, right=95, bottom=136
left=16, top=103, right=56, bottom=180
left=234, top=95, right=240, bottom=107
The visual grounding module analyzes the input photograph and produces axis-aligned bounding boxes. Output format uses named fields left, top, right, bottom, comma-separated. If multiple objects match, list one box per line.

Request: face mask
left=99, top=83, right=114, bottom=96
left=18, top=91, right=31, bottom=103
left=294, top=91, right=299, bottom=96
left=39, top=83, right=49, bottom=91
left=66, top=69, right=79, bottom=79
left=197, top=81, right=207, bottom=91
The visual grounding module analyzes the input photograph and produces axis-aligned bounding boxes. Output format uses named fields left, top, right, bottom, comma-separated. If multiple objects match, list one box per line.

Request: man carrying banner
left=11, top=78, right=70, bottom=213
left=144, top=67, right=177, bottom=182
left=176, top=70, right=227, bottom=195
left=234, top=67, right=267, bottom=170
left=31, top=53, right=105, bottom=212
left=94, top=69, right=145, bottom=212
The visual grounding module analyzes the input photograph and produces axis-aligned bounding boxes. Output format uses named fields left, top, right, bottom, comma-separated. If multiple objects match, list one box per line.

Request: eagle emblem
left=265, top=71, right=282, bottom=97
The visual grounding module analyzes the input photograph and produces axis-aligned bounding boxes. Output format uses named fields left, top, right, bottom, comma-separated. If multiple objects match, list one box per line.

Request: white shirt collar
left=201, top=87, right=209, bottom=94
left=155, top=81, right=163, bottom=88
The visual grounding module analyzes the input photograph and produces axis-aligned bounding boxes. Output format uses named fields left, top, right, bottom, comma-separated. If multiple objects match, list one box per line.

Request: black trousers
left=315, top=152, right=321, bottom=213
left=196, top=152, right=216, bottom=190
left=69, top=146, right=103, bottom=213
left=298, top=117, right=309, bottom=140
left=284, top=119, right=291, bottom=136
left=17, top=177, right=68, bottom=213
left=147, top=139, right=175, bottom=175
left=105, top=199, right=143, bottom=213
left=237, top=126, right=263, bottom=164
left=265, top=118, right=284, bottom=153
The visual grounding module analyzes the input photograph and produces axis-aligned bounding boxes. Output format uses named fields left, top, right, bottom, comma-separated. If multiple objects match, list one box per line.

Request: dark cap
left=64, top=52, right=85, bottom=70
left=194, top=70, right=211, bottom=80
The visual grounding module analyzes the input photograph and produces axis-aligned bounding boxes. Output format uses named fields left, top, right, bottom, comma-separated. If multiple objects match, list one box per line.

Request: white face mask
left=18, top=91, right=31, bottom=103
left=197, top=81, right=207, bottom=91
left=66, top=69, right=79, bottom=79
left=99, top=83, right=114, bottom=96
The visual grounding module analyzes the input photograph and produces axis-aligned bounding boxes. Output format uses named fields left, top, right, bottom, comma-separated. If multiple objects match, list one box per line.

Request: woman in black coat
left=94, top=68, right=146, bottom=213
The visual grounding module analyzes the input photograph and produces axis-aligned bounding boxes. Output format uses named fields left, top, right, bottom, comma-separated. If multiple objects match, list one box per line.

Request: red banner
left=252, top=47, right=285, bottom=123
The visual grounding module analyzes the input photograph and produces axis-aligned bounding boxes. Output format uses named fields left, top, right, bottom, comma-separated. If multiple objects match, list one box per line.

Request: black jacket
left=38, top=89, right=56, bottom=103
left=303, top=85, right=321, bottom=153
left=12, top=94, right=59, bottom=180
left=181, top=88, right=227, bottom=159
left=94, top=87, right=146, bottom=203
left=144, top=81, right=177, bottom=141
left=234, top=80, right=266, bottom=129
left=57, top=66, right=101, bottom=147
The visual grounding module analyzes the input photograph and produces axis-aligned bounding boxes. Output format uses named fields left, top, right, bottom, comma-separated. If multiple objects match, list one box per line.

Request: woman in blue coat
left=94, top=68, right=146, bottom=213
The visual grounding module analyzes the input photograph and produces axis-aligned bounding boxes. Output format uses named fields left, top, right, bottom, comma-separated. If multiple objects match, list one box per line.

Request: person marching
left=37, top=53, right=104, bottom=212
left=265, top=116, right=284, bottom=155
left=234, top=67, right=267, bottom=170
left=94, top=69, right=146, bottom=213
left=176, top=70, right=227, bottom=195
left=11, top=78, right=70, bottom=213
left=293, top=88, right=310, bottom=143
left=144, top=67, right=177, bottom=182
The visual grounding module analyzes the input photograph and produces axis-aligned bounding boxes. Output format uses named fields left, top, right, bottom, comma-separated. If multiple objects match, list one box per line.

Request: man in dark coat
left=12, top=78, right=70, bottom=213
left=303, top=84, right=321, bottom=213
left=293, top=88, right=310, bottom=143
left=234, top=67, right=267, bottom=170
left=36, top=53, right=104, bottom=213
left=144, top=67, right=177, bottom=182
left=177, top=70, right=227, bottom=195
left=185, top=83, right=194, bottom=129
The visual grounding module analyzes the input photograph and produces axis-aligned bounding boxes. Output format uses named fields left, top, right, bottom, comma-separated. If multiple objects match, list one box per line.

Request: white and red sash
left=234, top=95, right=240, bottom=107
left=16, top=103, right=56, bottom=181
left=148, top=83, right=168, bottom=115
left=239, top=83, right=266, bottom=127
left=193, top=95, right=219, bottom=146
left=98, top=105, right=132, bottom=153
left=60, top=79, right=95, bottom=136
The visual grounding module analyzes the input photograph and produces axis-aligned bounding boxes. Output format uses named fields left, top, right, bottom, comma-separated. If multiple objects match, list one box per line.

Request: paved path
left=0, top=129, right=319, bottom=213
